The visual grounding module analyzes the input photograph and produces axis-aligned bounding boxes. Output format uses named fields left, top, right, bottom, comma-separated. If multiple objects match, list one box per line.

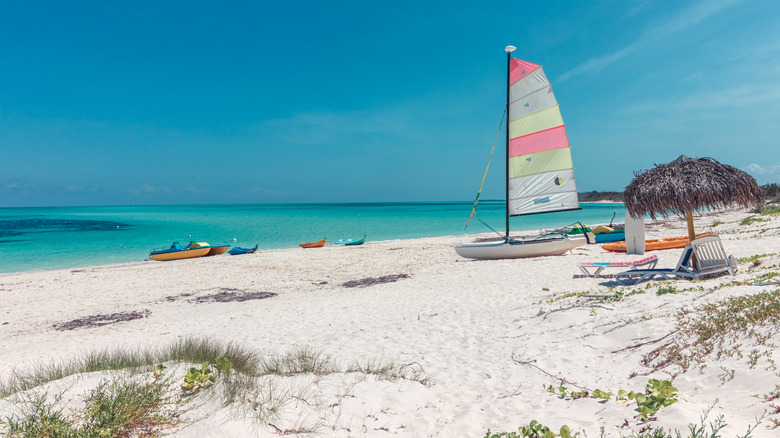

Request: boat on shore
left=300, top=239, right=326, bottom=248
left=602, top=232, right=714, bottom=253
left=590, top=225, right=626, bottom=243
left=455, top=47, right=587, bottom=259
left=228, top=245, right=258, bottom=255
left=189, top=242, right=231, bottom=256
left=456, top=233, right=586, bottom=259
left=148, top=241, right=230, bottom=261
left=594, top=230, right=625, bottom=243
left=149, top=242, right=211, bottom=261
left=335, top=235, right=366, bottom=246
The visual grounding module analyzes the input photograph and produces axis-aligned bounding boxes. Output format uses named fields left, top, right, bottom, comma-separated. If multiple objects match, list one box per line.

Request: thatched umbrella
left=624, top=156, right=763, bottom=245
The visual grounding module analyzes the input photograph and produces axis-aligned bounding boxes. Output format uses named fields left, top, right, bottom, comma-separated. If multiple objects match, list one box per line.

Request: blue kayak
left=228, top=245, right=258, bottom=255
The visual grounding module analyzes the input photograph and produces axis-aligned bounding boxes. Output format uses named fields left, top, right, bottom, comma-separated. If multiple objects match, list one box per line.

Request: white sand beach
left=1, top=207, right=779, bottom=437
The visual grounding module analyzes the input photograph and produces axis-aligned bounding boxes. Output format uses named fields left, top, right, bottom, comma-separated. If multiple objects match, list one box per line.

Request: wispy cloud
left=0, top=179, right=35, bottom=196
left=133, top=185, right=171, bottom=195
left=183, top=186, right=213, bottom=195
left=746, top=162, right=780, bottom=183
left=622, top=80, right=780, bottom=114
left=558, top=0, right=744, bottom=82
left=1, top=181, right=22, bottom=192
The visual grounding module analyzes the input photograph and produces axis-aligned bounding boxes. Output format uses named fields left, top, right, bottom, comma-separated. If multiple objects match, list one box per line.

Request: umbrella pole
left=685, top=209, right=696, bottom=241
left=686, top=209, right=698, bottom=269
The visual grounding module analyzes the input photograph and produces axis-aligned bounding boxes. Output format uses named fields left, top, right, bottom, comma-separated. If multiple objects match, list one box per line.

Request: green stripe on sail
left=508, top=105, right=563, bottom=140
left=509, top=147, right=573, bottom=179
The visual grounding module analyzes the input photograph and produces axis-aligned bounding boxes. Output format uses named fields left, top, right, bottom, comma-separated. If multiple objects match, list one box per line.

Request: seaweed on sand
left=341, top=274, right=410, bottom=288
left=53, top=310, right=151, bottom=331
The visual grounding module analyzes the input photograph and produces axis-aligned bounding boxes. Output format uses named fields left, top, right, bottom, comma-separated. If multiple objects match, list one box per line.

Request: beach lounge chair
left=615, top=235, right=736, bottom=286
left=574, top=255, right=659, bottom=278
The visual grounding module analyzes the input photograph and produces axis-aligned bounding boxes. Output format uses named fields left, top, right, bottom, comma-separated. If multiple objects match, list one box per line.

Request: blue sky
left=1, top=0, right=779, bottom=207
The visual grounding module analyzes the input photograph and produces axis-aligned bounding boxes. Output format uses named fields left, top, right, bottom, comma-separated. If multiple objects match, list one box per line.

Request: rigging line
left=477, top=217, right=506, bottom=240
left=464, top=109, right=507, bottom=232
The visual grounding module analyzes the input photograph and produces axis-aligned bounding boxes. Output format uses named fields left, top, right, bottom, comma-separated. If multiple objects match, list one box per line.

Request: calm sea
left=0, top=202, right=625, bottom=274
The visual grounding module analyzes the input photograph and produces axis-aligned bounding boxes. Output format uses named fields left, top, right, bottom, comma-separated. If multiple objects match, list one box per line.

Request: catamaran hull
left=455, top=235, right=586, bottom=260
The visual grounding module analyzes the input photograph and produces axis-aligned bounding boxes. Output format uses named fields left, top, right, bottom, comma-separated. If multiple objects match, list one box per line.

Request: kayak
left=335, top=234, right=366, bottom=246
left=594, top=230, right=626, bottom=243
left=602, top=232, right=714, bottom=253
left=228, top=245, right=258, bottom=255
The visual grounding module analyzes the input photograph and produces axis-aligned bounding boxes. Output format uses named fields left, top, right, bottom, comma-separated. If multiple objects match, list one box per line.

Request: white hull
left=454, top=234, right=586, bottom=260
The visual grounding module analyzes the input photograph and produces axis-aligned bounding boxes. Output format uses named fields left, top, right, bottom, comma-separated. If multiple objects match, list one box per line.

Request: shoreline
left=2, top=207, right=779, bottom=437
left=0, top=201, right=628, bottom=276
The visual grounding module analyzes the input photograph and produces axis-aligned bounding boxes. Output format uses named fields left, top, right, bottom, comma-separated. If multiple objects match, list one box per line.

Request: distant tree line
left=578, top=191, right=624, bottom=202
left=579, top=184, right=779, bottom=203
left=761, top=183, right=780, bottom=202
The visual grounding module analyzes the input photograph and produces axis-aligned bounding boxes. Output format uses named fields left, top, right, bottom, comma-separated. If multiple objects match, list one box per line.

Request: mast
left=504, top=45, right=516, bottom=239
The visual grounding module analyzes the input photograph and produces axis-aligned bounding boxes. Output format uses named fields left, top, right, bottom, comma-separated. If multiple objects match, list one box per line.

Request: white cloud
left=746, top=163, right=780, bottom=183
left=183, top=186, right=213, bottom=195
left=137, top=185, right=171, bottom=194
left=558, top=0, right=744, bottom=82
left=1, top=181, right=21, bottom=191
left=622, top=81, right=780, bottom=114
left=246, top=186, right=295, bottom=197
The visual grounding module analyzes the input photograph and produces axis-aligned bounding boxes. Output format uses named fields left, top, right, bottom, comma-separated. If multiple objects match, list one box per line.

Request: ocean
left=0, top=201, right=625, bottom=274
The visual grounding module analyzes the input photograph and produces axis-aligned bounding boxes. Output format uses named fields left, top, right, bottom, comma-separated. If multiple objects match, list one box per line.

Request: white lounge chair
left=615, top=235, right=736, bottom=286
left=574, top=255, right=659, bottom=278
left=690, top=235, right=738, bottom=278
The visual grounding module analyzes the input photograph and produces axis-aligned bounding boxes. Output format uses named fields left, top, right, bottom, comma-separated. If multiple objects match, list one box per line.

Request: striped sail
left=507, top=59, right=579, bottom=216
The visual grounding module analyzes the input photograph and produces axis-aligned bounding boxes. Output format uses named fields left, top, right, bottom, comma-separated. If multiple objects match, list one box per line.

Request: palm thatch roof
left=624, top=156, right=763, bottom=220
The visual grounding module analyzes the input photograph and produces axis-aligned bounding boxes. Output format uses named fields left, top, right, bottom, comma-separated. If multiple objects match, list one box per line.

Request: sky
left=1, top=0, right=779, bottom=207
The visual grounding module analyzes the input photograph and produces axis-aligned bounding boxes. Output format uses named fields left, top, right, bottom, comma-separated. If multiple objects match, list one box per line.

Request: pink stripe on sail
left=510, top=59, right=541, bottom=85
left=509, top=125, right=569, bottom=157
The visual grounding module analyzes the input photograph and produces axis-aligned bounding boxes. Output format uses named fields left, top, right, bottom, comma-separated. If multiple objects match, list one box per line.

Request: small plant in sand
left=486, top=404, right=767, bottom=438
left=630, top=404, right=765, bottom=438
left=711, top=220, right=725, bottom=227
left=752, top=271, right=780, bottom=283
left=738, top=252, right=777, bottom=267
left=760, top=204, right=780, bottom=215
left=655, top=285, right=703, bottom=295
left=741, top=216, right=764, bottom=226
left=545, top=379, right=677, bottom=422
left=625, top=379, right=679, bottom=421
left=215, top=356, right=233, bottom=373
left=544, top=385, right=590, bottom=399
left=181, top=356, right=233, bottom=392
left=182, top=362, right=216, bottom=393
left=484, top=420, right=576, bottom=438
left=760, top=384, right=780, bottom=428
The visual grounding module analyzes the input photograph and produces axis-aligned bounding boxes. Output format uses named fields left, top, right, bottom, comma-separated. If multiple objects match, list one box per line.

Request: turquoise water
left=0, top=202, right=625, bottom=274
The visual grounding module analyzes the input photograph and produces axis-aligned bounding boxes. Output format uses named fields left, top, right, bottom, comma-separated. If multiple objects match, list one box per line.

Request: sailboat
left=455, top=46, right=587, bottom=260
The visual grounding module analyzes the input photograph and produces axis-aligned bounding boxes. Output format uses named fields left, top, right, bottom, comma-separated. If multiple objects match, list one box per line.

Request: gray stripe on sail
left=508, top=169, right=579, bottom=216
left=509, top=191, right=579, bottom=216
left=509, top=86, right=559, bottom=121
left=510, top=67, right=550, bottom=102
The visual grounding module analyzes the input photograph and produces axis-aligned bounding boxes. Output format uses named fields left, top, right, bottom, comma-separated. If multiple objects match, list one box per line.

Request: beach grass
left=1, top=338, right=430, bottom=436
left=1, top=374, right=185, bottom=437
left=0, top=336, right=259, bottom=399
left=644, top=289, right=780, bottom=373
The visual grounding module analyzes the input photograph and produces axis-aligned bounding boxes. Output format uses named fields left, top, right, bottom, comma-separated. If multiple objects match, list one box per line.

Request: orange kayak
left=300, top=239, right=326, bottom=248
left=602, top=232, right=714, bottom=253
